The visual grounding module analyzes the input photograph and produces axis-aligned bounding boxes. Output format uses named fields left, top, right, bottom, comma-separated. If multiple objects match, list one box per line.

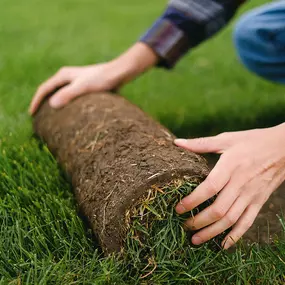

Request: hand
left=29, top=43, right=158, bottom=115
left=29, top=63, right=122, bottom=114
left=174, top=124, right=285, bottom=249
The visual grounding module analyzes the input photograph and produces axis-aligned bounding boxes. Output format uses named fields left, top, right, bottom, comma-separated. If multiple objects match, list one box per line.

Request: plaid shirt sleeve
left=140, top=0, right=247, bottom=68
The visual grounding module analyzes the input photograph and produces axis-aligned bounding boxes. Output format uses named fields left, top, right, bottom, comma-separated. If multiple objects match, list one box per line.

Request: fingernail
left=49, top=98, right=61, bottom=108
left=176, top=202, right=186, bottom=214
left=192, top=235, right=203, bottom=245
left=185, top=220, right=195, bottom=230
left=223, top=241, right=232, bottom=250
left=174, top=139, right=188, bottom=146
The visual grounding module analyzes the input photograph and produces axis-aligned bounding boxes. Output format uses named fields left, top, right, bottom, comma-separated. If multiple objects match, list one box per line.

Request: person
left=29, top=1, right=285, bottom=249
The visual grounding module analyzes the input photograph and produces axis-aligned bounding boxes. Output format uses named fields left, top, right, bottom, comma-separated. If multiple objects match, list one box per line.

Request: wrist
left=110, top=43, right=159, bottom=85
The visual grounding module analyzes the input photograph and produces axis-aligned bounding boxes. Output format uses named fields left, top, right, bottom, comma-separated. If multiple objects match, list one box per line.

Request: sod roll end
left=33, top=93, right=211, bottom=253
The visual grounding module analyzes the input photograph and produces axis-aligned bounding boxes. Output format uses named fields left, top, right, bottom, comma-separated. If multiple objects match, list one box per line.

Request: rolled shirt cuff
left=139, top=18, right=190, bottom=69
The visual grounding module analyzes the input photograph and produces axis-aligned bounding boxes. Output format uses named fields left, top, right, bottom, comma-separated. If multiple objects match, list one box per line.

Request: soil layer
left=33, top=93, right=209, bottom=253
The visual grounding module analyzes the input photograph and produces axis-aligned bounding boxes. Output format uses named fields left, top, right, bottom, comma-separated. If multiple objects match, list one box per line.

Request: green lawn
left=1, top=0, right=285, bottom=284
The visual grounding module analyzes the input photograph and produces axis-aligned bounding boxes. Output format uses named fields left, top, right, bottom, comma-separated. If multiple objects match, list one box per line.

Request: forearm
left=140, top=0, right=247, bottom=68
left=98, top=1, right=247, bottom=89
left=109, top=42, right=159, bottom=85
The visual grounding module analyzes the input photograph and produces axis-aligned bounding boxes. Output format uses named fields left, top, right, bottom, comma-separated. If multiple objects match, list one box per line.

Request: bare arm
left=29, top=43, right=158, bottom=114
left=30, top=0, right=246, bottom=114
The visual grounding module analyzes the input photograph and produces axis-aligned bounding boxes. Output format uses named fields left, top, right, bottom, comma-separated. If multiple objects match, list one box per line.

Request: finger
left=190, top=196, right=249, bottom=245
left=29, top=74, right=71, bottom=114
left=49, top=83, right=85, bottom=108
left=185, top=181, right=240, bottom=230
left=176, top=155, right=234, bottom=214
left=222, top=203, right=261, bottom=249
left=174, top=135, right=226, bottom=154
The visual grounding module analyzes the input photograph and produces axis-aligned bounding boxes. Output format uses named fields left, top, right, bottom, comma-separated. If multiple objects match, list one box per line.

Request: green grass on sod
left=0, top=140, right=285, bottom=284
left=1, top=0, right=285, bottom=283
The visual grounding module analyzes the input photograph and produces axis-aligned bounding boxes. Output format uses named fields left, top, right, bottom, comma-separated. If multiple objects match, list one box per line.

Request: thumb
left=174, top=136, right=226, bottom=154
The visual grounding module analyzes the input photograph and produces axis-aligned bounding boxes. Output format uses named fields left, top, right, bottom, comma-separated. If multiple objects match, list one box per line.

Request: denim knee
left=233, top=2, right=285, bottom=84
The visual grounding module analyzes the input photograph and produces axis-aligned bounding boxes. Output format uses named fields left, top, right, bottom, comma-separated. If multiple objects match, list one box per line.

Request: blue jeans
left=234, top=1, right=285, bottom=84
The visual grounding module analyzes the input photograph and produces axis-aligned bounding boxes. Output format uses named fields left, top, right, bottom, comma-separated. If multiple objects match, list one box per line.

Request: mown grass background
left=1, top=0, right=285, bottom=284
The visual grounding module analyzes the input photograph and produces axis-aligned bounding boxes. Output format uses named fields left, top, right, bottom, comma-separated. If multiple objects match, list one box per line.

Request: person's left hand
left=174, top=123, right=285, bottom=249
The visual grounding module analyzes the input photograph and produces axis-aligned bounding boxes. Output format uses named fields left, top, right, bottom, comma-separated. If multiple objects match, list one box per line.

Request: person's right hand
left=29, top=43, right=158, bottom=115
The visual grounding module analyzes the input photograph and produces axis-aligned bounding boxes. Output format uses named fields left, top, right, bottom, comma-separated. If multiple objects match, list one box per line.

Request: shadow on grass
left=160, top=103, right=285, bottom=138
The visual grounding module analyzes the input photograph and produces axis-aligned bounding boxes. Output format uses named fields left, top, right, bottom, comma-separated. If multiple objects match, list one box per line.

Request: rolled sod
left=33, top=93, right=226, bottom=254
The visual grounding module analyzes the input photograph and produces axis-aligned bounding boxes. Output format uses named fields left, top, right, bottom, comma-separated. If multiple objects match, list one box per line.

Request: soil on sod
left=33, top=92, right=222, bottom=253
